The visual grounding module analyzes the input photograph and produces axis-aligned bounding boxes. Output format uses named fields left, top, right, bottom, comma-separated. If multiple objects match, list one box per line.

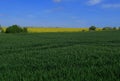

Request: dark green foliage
left=0, top=25, right=3, bottom=33
left=102, top=27, right=113, bottom=31
left=23, top=27, right=28, bottom=33
left=0, top=31, right=120, bottom=81
left=119, top=27, right=120, bottom=30
left=6, top=25, right=23, bottom=33
left=113, top=27, right=117, bottom=30
left=0, top=25, right=2, bottom=29
left=82, top=30, right=85, bottom=32
left=89, top=26, right=96, bottom=31
left=0, top=29, right=2, bottom=33
left=1, top=30, right=4, bottom=33
left=0, top=25, right=4, bottom=33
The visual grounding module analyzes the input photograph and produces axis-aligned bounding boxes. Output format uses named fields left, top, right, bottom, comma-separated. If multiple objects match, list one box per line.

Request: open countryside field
left=0, top=31, right=120, bottom=81
left=25, top=28, right=103, bottom=33
left=2, top=27, right=103, bottom=33
left=27, top=28, right=90, bottom=33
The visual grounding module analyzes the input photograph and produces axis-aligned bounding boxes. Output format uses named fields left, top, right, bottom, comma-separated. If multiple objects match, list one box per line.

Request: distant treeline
left=0, top=25, right=120, bottom=33
left=89, top=26, right=120, bottom=31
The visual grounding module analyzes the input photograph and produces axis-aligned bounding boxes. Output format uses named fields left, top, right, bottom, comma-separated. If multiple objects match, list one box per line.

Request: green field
left=0, top=31, right=120, bottom=81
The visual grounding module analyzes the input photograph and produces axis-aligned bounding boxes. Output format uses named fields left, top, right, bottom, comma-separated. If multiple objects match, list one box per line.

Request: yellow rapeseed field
left=27, top=28, right=103, bottom=33
left=1, top=27, right=103, bottom=33
left=1, top=27, right=7, bottom=32
left=27, top=28, right=90, bottom=33
left=96, top=28, right=103, bottom=31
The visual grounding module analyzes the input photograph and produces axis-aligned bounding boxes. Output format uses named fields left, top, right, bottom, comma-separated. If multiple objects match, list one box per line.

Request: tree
left=89, top=26, right=96, bottom=31
left=6, top=25, right=23, bottom=33
left=113, top=27, right=117, bottom=30
left=23, top=27, right=28, bottom=33
left=119, top=27, right=120, bottom=30
left=0, top=25, right=3, bottom=33
left=102, top=27, right=112, bottom=31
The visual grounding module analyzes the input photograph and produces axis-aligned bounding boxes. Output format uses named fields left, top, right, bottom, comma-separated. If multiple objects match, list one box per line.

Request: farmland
left=2, top=27, right=103, bottom=33
left=27, top=28, right=90, bottom=32
left=0, top=31, right=120, bottom=81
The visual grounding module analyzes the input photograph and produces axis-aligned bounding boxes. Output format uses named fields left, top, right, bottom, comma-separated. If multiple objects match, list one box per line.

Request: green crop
left=0, top=31, right=120, bottom=81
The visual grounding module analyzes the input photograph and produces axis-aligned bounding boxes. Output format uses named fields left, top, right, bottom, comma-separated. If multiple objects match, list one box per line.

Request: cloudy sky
left=0, top=0, right=120, bottom=27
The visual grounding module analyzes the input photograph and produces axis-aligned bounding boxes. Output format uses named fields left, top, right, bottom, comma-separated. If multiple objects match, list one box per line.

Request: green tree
left=119, top=27, right=120, bottom=30
left=0, top=25, right=3, bottom=33
left=23, top=27, right=28, bottom=33
left=89, top=26, right=96, bottom=31
left=6, top=25, right=23, bottom=33
left=113, top=27, right=117, bottom=30
left=102, top=27, right=112, bottom=31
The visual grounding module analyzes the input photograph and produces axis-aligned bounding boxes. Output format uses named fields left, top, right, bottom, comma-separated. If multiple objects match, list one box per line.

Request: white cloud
left=102, top=4, right=120, bottom=8
left=87, top=0, right=102, bottom=5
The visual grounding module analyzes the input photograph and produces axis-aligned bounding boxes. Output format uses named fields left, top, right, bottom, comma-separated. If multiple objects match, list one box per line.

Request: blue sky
left=0, top=0, right=120, bottom=27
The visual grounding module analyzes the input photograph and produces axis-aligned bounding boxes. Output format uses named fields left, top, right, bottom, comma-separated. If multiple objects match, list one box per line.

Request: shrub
left=82, top=30, right=85, bottom=32
left=113, top=27, right=117, bottom=30
left=89, top=26, right=96, bottom=31
left=0, top=25, right=3, bottom=33
left=0, top=28, right=2, bottom=32
left=102, top=27, right=113, bottom=31
left=6, top=25, right=23, bottom=33
left=119, top=27, right=120, bottom=30
left=23, top=27, right=28, bottom=33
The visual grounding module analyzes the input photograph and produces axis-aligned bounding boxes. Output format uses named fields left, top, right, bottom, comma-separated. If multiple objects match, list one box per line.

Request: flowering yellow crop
left=1, top=27, right=103, bottom=33
left=95, top=28, right=103, bottom=31
left=27, top=28, right=89, bottom=33
left=1, top=27, right=7, bottom=32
